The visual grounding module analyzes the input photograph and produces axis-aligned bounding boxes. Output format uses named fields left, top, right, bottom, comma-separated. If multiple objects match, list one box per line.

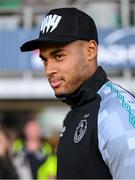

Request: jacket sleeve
left=98, top=89, right=135, bottom=179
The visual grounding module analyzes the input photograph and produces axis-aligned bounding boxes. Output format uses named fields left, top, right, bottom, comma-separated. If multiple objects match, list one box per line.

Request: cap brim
left=20, top=37, right=77, bottom=52
left=20, top=39, right=40, bottom=52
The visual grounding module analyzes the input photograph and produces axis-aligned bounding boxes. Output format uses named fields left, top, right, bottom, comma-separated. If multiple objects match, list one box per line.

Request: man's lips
left=50, top=80, right=62, bottom=88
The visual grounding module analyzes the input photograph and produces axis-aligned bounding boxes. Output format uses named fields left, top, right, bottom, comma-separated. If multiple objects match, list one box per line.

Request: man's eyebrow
left=50, top=48, right=64, bottom=55
left=39, top=48, right=65, bottom=59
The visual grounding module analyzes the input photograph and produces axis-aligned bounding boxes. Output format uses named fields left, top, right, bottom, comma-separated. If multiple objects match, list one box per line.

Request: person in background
left=20, top=7, right=135, bottom=179
left=13, top=117, right=57, bottom=179
left=0, top=123, right=19, bottom=179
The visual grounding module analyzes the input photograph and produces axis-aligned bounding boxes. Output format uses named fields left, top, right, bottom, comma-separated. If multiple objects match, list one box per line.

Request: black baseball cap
left=20, top=7, right=98, bottom=52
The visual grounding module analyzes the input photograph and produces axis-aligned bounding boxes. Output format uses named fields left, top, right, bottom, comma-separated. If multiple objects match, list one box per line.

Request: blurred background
left=0, top=0, right=135, bottom=179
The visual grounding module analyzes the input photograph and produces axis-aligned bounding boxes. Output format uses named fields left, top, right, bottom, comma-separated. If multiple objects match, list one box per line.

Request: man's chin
left=55, top=93, right=69, bottom=99
left=55, top=93, right=68, bottom=98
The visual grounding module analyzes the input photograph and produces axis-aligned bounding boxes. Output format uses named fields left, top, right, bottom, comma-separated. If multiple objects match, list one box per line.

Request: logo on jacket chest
left=74, top=114, right=89, bottom=143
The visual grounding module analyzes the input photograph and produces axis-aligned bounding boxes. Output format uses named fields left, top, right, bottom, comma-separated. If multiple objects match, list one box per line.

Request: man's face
left=39, top=40, right=97, bottom=97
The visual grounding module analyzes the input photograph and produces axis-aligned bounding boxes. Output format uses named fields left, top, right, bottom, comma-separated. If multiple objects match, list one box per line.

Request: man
left=20, top=7, right=135, bottom=179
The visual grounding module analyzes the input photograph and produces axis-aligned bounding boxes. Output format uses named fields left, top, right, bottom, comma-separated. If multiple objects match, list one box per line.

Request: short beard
left=55, top=67, right=90, bottom=99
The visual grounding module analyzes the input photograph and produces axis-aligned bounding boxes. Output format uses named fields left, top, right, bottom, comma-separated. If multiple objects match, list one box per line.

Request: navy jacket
left=57, top=67, right=135, bottom=179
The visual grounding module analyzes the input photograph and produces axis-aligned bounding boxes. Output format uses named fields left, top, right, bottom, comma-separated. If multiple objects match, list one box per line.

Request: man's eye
left=55, top=55, right=64, bottom=61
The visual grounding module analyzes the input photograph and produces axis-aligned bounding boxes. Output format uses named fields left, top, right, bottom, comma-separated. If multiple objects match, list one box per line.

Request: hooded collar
left=61, top=66, right=108, bottom=109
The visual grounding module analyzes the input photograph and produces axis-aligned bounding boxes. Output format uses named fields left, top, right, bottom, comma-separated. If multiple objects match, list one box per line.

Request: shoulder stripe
left=105, top=81, right=135, bottom=128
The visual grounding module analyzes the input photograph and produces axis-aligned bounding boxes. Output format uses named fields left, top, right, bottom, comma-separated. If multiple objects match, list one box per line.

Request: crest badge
left=74, top=120, right=87, bottom=143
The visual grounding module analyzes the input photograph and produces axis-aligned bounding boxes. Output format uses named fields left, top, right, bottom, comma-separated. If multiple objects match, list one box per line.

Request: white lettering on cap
left=40, top=14, right=62, bottom=34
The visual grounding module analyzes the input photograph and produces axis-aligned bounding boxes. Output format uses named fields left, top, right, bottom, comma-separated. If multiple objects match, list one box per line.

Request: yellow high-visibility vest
left=37, top=154, right=57, bottom=180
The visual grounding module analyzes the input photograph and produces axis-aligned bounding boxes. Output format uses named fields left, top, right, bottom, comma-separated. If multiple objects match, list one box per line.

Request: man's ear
left=87, top=40, right=98, bottom=61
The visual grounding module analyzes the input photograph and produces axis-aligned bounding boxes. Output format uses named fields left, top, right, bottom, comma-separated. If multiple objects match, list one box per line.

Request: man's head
left=20, top=7, right=98, bottom=97
left=23, top=119, right=42, bottom=152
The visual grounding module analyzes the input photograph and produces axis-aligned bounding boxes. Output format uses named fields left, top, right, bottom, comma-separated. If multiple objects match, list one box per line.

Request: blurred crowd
left=0, top=113, right=57, bottom=179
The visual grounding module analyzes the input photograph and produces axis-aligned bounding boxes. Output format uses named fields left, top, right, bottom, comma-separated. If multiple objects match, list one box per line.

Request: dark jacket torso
left=57, top=67, right=112, bottom=179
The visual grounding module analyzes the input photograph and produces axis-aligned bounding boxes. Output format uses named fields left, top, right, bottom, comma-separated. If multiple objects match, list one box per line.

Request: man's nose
left=45, top=59, right=58, bottom=76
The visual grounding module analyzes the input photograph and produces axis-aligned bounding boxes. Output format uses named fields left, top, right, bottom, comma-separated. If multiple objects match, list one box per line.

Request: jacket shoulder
left=97, top=81, right=135, bottom=179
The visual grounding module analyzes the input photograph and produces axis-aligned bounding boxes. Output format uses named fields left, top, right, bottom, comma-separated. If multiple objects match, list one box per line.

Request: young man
left=21, top=7, right=135, bottom=179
